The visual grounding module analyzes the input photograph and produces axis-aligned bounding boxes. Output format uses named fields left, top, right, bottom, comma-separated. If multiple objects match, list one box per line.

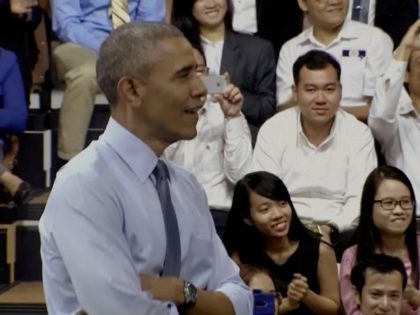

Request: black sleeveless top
left=260, top=238, right=321, bottom=315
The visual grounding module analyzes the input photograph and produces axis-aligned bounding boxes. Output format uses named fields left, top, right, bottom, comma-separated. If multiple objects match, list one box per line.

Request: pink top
left=340, top=245, right=419, bottom=315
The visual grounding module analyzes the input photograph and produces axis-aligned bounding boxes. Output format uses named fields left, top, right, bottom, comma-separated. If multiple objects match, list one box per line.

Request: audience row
left=22, top=3, right=419, bottom=313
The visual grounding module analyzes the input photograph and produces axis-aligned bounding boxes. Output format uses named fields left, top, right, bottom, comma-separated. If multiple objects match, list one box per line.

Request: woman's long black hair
left=223, top=171, right=320, bottom=266
left=355, top=165, right=419, bottom=288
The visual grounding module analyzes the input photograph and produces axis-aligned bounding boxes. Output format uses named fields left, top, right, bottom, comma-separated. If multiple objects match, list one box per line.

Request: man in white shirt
left=368, top=20, right=420, bottom=204
left=254, top=50, right=377, bottom=245
left=276, top=0, right=393, bottom=121
left=165, top=49, right=252, bottom=237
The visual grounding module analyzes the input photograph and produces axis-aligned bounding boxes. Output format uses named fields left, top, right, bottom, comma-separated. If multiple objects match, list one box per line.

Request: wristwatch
left=183, top=281, right=198, bottom=307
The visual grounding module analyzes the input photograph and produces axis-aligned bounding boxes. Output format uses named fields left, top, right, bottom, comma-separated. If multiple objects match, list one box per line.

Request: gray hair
left=96, top=22, right=184, bottom=106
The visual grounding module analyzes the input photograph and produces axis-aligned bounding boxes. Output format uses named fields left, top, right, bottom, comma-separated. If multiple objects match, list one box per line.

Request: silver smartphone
left=200, top=75, right=227, bottom=94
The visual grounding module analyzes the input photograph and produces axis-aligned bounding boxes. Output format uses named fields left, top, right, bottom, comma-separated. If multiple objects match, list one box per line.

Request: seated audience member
left=340, top=165, right=420, bottom=315
left=224, top=171, right=340, bottom=315
left=240, top=264, right=281, bottom=315
left=253, top=50, right=377, bottom=249
left=0, top=47, right=40, bottom=205
left=0, top=0, right=42, bottom=101
left=369, top=20, right=420, bottom=201
left=171, top=0, right=277, bottom=137
left=40, top=22, right=253, bottom=314
left=276, top=0, right=393, bottom=121
left=165, top=48, right=252, bottom=237
left=51, top=0, right=165, bottom=162
left=351, top=254, right=408, bottom=315
left=348, top=0, right=418, bottom=47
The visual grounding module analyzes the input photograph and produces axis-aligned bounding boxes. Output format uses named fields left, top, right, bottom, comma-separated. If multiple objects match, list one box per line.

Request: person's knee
left=52, top=43, right=97, bottom=88
left=64, top=63, right=97, bottom=90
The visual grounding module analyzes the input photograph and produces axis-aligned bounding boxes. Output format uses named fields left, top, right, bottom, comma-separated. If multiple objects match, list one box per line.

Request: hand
left=10, top=0, right=37, bottom=14
left=287, top=273, right=309, bottom=304
left=403, top=279, right=420, bottom=306
left=395, top=20, right=420, bottom=61
left=212, top=73, right=243, bottom=119
left=400, top=20, right=420, bottom=50
left=140, top=274, right=185, bottom=305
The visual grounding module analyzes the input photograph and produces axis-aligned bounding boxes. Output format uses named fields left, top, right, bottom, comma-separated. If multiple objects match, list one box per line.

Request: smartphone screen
left=253, top=291, right=276, bottom=315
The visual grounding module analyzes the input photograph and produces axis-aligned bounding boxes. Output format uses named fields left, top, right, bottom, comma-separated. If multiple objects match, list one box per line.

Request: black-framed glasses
left=374, top=198, right=415, bottom=211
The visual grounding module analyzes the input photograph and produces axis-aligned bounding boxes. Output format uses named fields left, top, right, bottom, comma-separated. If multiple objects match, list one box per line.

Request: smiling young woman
left=223, top=171, right=340, bottom=315
left=171, top=0, right=277, bottom=132
left=340, top=165, right=420, bottom=315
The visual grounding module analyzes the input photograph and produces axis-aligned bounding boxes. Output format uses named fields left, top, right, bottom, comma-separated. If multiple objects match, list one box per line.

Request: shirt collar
left=297, top=109, right=337, bottom=148
left=299, top=19, right=358, bottom=47
left=101, top=117, right=159, bottom=183
left=200, top=35, right=224, bottom=46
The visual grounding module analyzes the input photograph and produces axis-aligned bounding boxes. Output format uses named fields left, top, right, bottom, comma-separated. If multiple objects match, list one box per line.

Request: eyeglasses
left=196, top=65, right=209, bottom=76
left=374, top=198, right=415, bottom=211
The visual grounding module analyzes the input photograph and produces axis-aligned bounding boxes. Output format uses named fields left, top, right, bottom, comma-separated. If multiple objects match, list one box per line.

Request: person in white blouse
left=165, top=48, right=252, bottom=237
left=368, top=19, right=420, bottom=205
left=254, top=50, right=377, bottom=257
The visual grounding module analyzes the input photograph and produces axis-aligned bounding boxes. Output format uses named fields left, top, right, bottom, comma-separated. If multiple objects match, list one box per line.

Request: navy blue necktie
left=153, top=160, right=181, bottom=277
left=351, top=0, right=369, bottom=24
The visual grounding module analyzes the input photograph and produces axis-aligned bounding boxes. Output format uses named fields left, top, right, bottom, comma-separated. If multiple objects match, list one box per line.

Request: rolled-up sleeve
left=209, top=235, right=254, bottom=314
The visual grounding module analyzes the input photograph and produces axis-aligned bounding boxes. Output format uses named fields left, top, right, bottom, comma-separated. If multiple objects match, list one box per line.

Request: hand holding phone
left=200, top=74, right=227, bottom=94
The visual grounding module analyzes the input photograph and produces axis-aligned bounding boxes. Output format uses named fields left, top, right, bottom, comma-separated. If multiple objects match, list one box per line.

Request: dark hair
left=351, top=254, right=408, bottom=293
left=355, top=165, right=418, bottom=287
left=292, top=50, right=341, bottom=85
left=239, top=263, right=280, bottom=292
left=223, top=171, right=319, bottom=265
left=171, top=0, right=233, bottom=55
left=96, top=22, right=183, bottom=106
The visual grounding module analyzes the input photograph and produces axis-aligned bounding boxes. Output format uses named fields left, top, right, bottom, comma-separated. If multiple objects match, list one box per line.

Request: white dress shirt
left=201, top=36, right=224, bottom=75
left=39, top=118, right=253, bottom=315
left=276, top=20, right=393, bottom=107
left=253, top=107, right=377, bottom=230
left=369, top=59, right=420, bottom=203
left=165, top=98, right=252, bottom=210
left=232, top=0, right=257, bottom=34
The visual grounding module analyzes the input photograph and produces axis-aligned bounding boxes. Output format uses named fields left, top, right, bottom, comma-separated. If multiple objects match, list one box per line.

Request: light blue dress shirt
left=52, top=0, right=166, bottom=52
left=39, top=117, right=252, bottom=315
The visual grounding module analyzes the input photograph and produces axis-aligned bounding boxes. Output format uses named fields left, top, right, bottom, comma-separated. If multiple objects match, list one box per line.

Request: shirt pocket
left=340, top=49, right=367, bottom=100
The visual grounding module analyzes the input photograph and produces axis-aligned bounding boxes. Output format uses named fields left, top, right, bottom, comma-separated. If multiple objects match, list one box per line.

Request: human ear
left=292, top=84, right=298, bottom=103
left=116, top=76, right=143, bottom=108
left=243, top=217, right=253, bottom=226
left=297, top=0, right=308, bottom=13
left=352, top=287, right=361, bottom=309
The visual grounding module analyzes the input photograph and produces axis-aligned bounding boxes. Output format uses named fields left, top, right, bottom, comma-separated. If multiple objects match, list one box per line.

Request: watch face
left=184, top=281, right=198, bottom=305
